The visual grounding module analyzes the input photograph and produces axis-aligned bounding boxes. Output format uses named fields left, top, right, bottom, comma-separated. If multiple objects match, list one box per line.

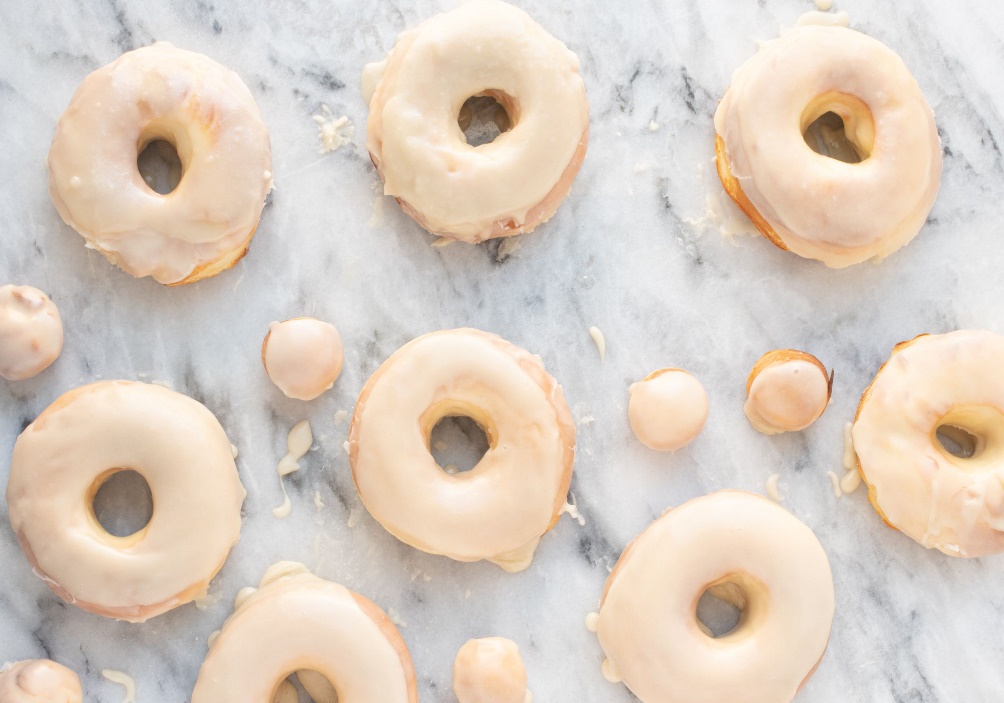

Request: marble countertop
left=2, top=0, right=1004, bottom=700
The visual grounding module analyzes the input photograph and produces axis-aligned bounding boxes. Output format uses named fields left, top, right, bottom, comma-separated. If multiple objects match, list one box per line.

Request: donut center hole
left=458, top=92, right=514, bottom=147
left=429, top=415, right=490, bottom=474
left=936, top=425, right=980, bottom=459
left=91, top=470, right=153, bottom=538
left=273, top=671, right=339, bottom=703
left=696, top=584, right=744, bottom=638
left=137, top=138, right=183, bottom=194
left=801, top=92, right=874, bottom=163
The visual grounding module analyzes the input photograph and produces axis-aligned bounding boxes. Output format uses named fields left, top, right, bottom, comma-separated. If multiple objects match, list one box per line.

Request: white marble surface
left=2, top=0, right=1004, bottom=700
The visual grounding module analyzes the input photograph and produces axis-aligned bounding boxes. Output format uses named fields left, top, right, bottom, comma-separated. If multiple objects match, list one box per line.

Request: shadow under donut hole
left=89, top=469, right=154, bottom=538
left=458, top=91, right=518, bottom=147
left=429, top=414, right=491, bottom=474
left=934, top=406, right=1004, bottom=468
left=273, top=670, right=339, bottom=703
left=695, top=573, right=768, bottom=639
left=801, top=91, right=874, bottom=164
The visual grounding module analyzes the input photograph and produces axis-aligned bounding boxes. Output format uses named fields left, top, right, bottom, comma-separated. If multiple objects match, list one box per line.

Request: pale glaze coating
left=0, top=660, right=82, bottom=703
left=7, top=381, right=245, bottom=622
left=365, top=0, right=589, bottom=242
left=597, top=491, right=834, bottom=703
left=349, top=329, right=576, bottom=572
left=191, top=562, right=417, bottom=703
left=628, top=369, right=708, bottom=451
left=853, top=330, right=1004, bottom=557
left=744, top=350, right=830, bottom=435
left=48, top=42, right=272, bottom=285
left=262, top=318, right=344, bottom=401
left=0, top=285, right=63, bottom=381
left=714, top=25, right=941, bottom=267
left=453, top=638, right=528, bottom=703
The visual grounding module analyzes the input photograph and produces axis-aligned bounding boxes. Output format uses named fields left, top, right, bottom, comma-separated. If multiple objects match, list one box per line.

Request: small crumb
left=579, top=415, right=596, bottom=426
left=313, top=104, right=354, bottom=154
left=101, top=670, right=136, bottom=703
left=588, top=326, right=606, bottom=362
left=433, top=440, right=448, bottom=452
left=585, top=612, right=600, bottom=632
left=648, top=120, right=660, bottom=132
left=826, top=471, right=843, bottom=498
left=342, top=441, right=350, bottom=455
left=431, top=237, right=454, bottom=248
left=334, top=410, right=349, bottom=425
left=496, top=237, right=521, bottom=262
left=230, top=444, right=239, bottom=459
left=387, top=607, right=407, bottom=628
left=369, top=195, right=387, bottom=228
left=313, top=491, right=324, bottom=510
left=816, top=0, right=833, bottom=10
left=443, top=464, right=459, bottom=475
left=765, top=474, right=783, bottom=502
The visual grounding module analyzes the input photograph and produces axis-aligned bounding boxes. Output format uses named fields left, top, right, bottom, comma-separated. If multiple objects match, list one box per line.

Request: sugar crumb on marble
left=313, top=104, right=353, bottom=153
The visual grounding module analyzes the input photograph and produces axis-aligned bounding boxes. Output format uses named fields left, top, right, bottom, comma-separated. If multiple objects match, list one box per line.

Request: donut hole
left=429, top=415, right=490, bottom=474
left=272, top=671, right=339, bottom=703
left=695, top=574, right=767, bottom=640
left=801, top=92, right=874, bottom=163
left=458, top=91, right=516, bottom=147
left=137, top=138, right=184, bottom=194
left=936, top=425, right=980, bottom=459
left=90, top=470, right=153, bottom=538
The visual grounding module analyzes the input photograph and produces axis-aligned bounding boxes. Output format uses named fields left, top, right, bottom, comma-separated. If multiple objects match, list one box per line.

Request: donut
left=627, top=369, right=708, bottom=451
left=453, top=638, right=528, bottom=703
left=7, top=381, right=245, bottom=622
left=0, top=660, right=82, bottom=703
left=191, top=562, right=417, bottom=703
left=0, top=285, right=63, bottom=381
left=714, top=25, right=941, bottom=267
left=348, top=328, right=575, bottom=571
left=596, top=491, right=834, bottom=703
left=744, top=350, right=832, bottom=435
left=261, top=317, right=344, bottom=401
left=48, top=42, right=272, bottom=285
left=364, top=0, right=589, bottom=242
left=853, top=330, right=1004, bottom=557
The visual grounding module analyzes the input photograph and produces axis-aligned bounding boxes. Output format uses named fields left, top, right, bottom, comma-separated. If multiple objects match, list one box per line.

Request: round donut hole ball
left=90, top=469, right=154, bottom=538
left=262, top=318, right=344, bottom=401
left=457, top=92, right=516, bottom=147
left=137, top=137, right=184, bottom=194
left=628, top=369, right=709, bottom=452
left=429, top=415, right=491, bottom=474
left=453, top=638, right=528, bottom=703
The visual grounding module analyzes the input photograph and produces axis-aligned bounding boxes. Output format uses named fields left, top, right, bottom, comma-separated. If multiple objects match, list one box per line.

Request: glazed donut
left=364, top=0, right=589, bottom=242
left=453, top=638, right=528, bottom=703
left=744, top=350, right=831, bottom=435
left=7, top=381, right=245, bottom=622
left=0, top=285, right=63, bottom=381
left=714, top=25, right=941, bottom=267
left=48, top=42, right=272, bottom=285
left=628, top=368, right=709, bottom=452
left=853, top=330, right=1004, bottom=557
left=0, top=660, right=82, bottom=703
left=192, top=562, right=417, bottom=703
left=596, top=491, right=833, bottom=703
left=261, top=317, right=344, bottom=401
left=349, top=328, right=575, bottom=571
